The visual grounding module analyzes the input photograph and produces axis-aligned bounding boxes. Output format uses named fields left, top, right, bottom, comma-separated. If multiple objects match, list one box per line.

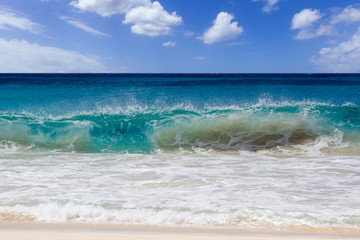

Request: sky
left=0, top=0, right=360, bottom=73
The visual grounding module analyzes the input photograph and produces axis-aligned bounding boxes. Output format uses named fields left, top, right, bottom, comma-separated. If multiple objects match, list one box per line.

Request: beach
left=2, top=0, right=360, bottom=237
left=2, top=231, right=360, bottom=240
left=1, top=222, right=360, bottom=240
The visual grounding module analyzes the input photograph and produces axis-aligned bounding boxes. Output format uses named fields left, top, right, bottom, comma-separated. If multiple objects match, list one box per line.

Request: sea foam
left=0, top=152, right=359, bottom=232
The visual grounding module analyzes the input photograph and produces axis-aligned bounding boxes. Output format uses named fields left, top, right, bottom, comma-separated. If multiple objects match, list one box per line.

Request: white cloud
left=290, top=8, right=329, bottom=40
left=294, top=24, right=334, bottom=40
left=70, top=0, right=182, bottom=37
left=162, top=41, right=176, bottom=47
left=60, top=16, right=110, bottom=37
left=291, top=5, right=360, bottom=40
left=70, top=0, right=149, bottom=17
left=0, top=38, right=110, bottom=73
left=331, top=5, right=360, bottom=25
left=291, top=9, right=321, bottom=30
left=0, top=7, right=42, bottom=34
left=310, top=27, right=360, bottom=73
left=123, top=1, right=182, bottom=37
left=252, top=0, right=279, bottom=13
left=199, top=12, right=243, bottom=44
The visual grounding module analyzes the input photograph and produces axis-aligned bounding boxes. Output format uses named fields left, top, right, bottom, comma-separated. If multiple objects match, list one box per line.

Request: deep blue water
left=1, top=73, right=360, bottom=112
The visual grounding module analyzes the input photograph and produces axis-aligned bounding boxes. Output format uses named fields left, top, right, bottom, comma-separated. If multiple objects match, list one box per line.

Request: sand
left=1, top=223, right=360, bottom=240
left=1, top=230, right=360, bottom=240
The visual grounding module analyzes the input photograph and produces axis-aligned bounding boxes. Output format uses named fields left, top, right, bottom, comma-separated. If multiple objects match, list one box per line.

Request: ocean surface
left=0, top=74, right=360, bottom=233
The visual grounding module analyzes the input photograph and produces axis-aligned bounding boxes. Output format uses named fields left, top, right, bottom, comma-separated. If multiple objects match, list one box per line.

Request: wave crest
left=1, top=104, right=360, bottom=155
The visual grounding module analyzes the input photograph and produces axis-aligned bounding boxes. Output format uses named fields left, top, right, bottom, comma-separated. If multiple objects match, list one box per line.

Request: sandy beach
left=1, top=223, right=360, bottom=240
left=1, top=230, right=360, bottom=240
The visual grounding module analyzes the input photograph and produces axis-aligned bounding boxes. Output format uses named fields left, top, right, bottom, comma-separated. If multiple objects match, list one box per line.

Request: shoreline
left=0, top=229, right=359, bottom=240
left=1, top=222, right=360, bottom=239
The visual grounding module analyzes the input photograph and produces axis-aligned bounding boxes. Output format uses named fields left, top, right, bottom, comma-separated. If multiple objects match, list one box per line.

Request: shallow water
left=0, top=152, right=359, bottom=231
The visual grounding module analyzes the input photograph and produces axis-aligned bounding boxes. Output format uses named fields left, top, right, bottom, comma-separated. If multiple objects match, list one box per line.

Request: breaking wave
left=1, top=103, right=360, bottom=156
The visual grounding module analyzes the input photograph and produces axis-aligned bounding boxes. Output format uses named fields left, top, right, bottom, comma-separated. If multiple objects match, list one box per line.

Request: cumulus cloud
left=291, top=9, right=321, bottom=30
left=162, top=41, right=176, bottom=47
left=60, top=16, right=110, bottom=37
left=0, top=7, right=43, bottom=34
left=199, top=12, right=243, bottom=44
left=70, top=0, right=182, bottom=37
left=70, top=0, right=148, bottom=17
left=252, top=0, right=279, bottom=13
left=0, top=38, right=109, bottom=73
left=123, top=1, right=182, bottom=37
left=310, top=27, right=360, bottom=73
left=291, top=5, right=360, bottom=40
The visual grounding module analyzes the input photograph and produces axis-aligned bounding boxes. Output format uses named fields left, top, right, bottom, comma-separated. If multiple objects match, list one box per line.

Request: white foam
left=0, top=152, right=359, bottom=229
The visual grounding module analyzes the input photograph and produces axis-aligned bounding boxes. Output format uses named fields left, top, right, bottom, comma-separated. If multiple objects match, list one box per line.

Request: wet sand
left=1, top=223, right=359, bottom=240
left=1, top=230, right=360, bottom=240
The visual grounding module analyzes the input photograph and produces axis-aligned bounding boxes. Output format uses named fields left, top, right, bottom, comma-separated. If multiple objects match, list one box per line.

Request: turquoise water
left=1, top=74, right=360, bottom=154
left=1, top=105, right=360, bottom=154
left=0, top=74, right=360, bottom=233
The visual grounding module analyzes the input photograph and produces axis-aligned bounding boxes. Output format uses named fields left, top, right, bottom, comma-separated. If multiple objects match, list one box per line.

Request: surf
left=1, top=103, right=359, bottom=156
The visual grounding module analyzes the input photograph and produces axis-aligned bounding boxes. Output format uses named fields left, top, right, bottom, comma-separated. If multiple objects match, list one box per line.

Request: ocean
left=0, top=74, right=360, bottom=233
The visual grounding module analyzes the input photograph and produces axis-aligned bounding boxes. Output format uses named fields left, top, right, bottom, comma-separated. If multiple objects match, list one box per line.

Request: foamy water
left=1, top=151, right=359, bottom=232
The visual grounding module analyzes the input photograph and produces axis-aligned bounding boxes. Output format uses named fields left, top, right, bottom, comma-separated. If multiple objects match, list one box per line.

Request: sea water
left=0, top=74, right=360, bottom=233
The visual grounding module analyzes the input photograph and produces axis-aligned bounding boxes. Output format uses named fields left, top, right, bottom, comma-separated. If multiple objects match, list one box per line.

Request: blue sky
left=0, top=0, right=360, bottom=73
